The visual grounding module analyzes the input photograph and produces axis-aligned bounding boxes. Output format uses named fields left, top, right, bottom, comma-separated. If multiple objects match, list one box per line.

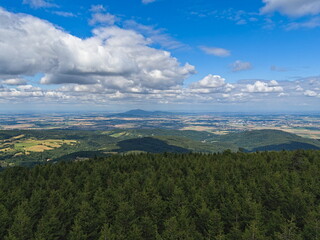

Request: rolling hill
left=212, top=129, right=320, bottom=151
left=1, top=129, right=320, bottom=166
left=103, top=129, right=320, bottom=152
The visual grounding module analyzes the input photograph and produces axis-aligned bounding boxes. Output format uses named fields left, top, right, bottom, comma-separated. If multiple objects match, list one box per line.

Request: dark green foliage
left=213, top=129, right=320, bottom=151
left=115, top=137, right=189, bottom=153
left=253, top=142, right=320, bottom=151
left=1, top=151, right=320, bottom=239
left=0, top=203, right=10, bottom=236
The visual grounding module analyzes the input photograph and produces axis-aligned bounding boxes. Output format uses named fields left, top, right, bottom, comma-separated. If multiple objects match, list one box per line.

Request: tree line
left=1, top=150, right=320, bottom=239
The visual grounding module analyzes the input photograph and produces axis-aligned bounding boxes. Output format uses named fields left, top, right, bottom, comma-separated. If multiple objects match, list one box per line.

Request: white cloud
left=17, top=85, right=41, bottom=91
left=23, top=0, right=57, bottom=8
left=0, top=76, right=319, bottom=107
left=261, top=0, right=320, bottom=17
left=90, top=5, right=105, bottom=12
left=0, top=85, right=70, bottom=100
left=304, top=90, right=318, bottom=97
left=124, top=20, right=186, bottom=50
left=278, top=92, right=289, bottom=97
left=1, top=8, right=320, bottom=108
left=295, top=85, right=304, bottom=91
left=52, top=11, right=76, bottom=17
left=231, top=60, right=252, bottom=72
left=286, top=17, right=320, bottom=30
left=2, top=78, right=27, bottom=85
left=189, top=75, right=234, bottom=94
left=191, top=75, right=226, bottom=88
left=0, top=8, right=195, bottom=92
left=89, top=5, right=118, bottom=26
left=199, top=46, right=231, bottom=57
left=269, top=80, right=279, bottom=85
left=89, top=13, right=118, bottom=25
left=244, top=81, right=283, bottom=93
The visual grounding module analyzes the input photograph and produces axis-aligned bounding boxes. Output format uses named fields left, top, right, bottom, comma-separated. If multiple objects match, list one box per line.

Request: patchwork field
left=1, top=112, right=320, bottom=140
left=17, top=139, right=77, bottom=152
left=0, top=138, right=77, bottom=154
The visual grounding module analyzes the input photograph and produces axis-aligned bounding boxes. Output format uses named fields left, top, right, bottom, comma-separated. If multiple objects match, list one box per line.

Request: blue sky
left=0, top=0, right=320, bottom=112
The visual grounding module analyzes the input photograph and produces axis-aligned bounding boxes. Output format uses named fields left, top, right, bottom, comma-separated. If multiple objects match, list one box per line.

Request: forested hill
left=213, top=129, right=320, bottom=151
left=1, top=150, right=320, bottom=239
left=1, top=129, right=320, bottom=167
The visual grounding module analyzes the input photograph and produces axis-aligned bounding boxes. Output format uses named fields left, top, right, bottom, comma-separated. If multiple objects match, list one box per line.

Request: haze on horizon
left=0, top=0, right=320, bottom=113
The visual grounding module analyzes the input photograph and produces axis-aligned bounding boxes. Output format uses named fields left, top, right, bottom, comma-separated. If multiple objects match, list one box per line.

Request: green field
left=14, top=139, right=77, bottom=152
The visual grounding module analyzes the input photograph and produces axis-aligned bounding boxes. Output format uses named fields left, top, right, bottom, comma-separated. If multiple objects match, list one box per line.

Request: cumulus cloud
left=17, top=85, right=41, bottom=91
left=261, top=0, right=320, bottom=17
left=2, top=78, right=27, bottom=85
left=231, top=60, right=252, bottom=72
left=295, top=85, right=304, bottom=91
left=191, top=75, right=226, bottom=88
left=0, top=8, right=195, bottom=92
left=244, top=80, right=283, bottom=93
left=0, top=85, right=69, bottom=100
left=1, top=8, right=320, bottom=108
left=189, top=75, right=234, bottom=94
left=23, top=0, right=57, bottom=8
left=199, top=46, right=231, bottom=57
left=269, top=80, right=279, bottom=85
left=1, top=75, right=320, bottom=107
left=304, top=90, right=318, bottom=97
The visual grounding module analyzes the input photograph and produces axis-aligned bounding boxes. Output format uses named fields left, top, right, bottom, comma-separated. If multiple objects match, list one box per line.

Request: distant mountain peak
left=125, top=109, right=149, bottom=114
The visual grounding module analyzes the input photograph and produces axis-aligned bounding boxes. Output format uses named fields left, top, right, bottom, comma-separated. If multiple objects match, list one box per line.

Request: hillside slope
left=1, top=129, right=320, bottom=166
left=213, top=129, right=320, bottom=151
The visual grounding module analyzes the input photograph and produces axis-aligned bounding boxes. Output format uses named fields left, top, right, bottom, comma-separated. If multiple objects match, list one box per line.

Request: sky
left=0, top=0, right=320, bottom=112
